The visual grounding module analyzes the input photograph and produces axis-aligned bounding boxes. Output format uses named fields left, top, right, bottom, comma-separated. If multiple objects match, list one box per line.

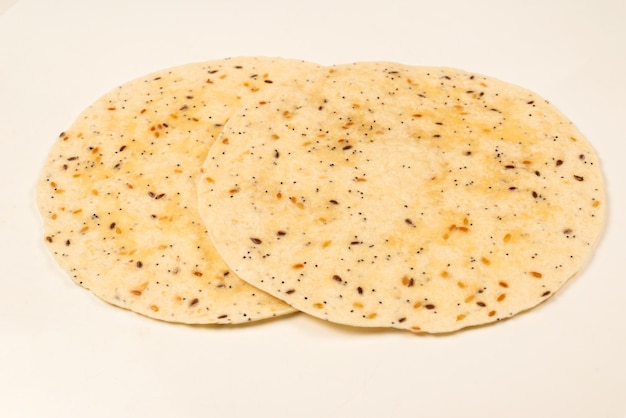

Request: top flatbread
left=198, top=61, right=605, bottom=333
left=37, top=56, right=324, bottom=324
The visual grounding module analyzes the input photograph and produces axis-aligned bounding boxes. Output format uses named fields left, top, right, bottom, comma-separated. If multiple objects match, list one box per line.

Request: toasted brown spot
left=530, top=271, right=543, bottom=278
left=131, top=282, right=148, bottom=296
left=401, top=275, right=415, bottom=287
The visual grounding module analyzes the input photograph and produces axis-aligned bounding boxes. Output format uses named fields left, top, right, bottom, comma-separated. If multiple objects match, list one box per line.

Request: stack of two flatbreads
left=37, top=57, right=604, bottom=333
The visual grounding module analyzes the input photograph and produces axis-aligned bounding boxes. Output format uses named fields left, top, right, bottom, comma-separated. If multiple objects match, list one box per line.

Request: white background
left=1, top=1, right=624, bottom=417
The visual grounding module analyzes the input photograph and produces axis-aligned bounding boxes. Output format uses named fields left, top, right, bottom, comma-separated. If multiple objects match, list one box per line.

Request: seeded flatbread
left=198, top=61, right=605, bottom=333
left=37, top=57, right=324, bottom=324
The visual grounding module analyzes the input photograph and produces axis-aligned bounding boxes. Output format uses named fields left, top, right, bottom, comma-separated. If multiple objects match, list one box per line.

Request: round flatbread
left=198, top=61, right=605, bottom=333
left=37, top=56, right=324, bottom=324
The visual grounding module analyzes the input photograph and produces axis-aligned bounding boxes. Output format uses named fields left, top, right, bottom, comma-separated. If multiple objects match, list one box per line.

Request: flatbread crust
left=198, top=62, right=605, bottom=333
left=37, top=57, right=324, bottom=324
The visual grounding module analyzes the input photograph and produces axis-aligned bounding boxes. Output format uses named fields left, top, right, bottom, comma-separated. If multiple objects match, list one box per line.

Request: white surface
left=1, top=0, right=624, bottom=417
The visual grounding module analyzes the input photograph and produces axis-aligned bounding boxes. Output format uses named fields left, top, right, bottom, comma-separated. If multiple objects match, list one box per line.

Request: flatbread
left=37, top=56, right=324, bottom=324
left=198, top=62, right=605, bottom=333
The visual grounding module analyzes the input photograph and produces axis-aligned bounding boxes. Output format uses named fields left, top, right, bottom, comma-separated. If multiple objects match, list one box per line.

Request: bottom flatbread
left=198, top=62, right=605, bottom=332
left=37, top=57, right=324, bottom=323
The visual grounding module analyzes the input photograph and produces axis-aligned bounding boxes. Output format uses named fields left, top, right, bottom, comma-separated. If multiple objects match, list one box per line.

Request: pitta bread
left=198, top=62, right=605, bottom=332
left=37, top=57, right=324, bottom=324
